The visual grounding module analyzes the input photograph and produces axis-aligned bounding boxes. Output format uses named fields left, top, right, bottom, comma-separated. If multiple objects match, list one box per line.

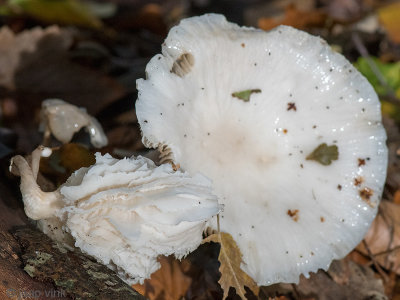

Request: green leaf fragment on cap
left=306, top=143, right=339, bottom=166
left=231, top=89, right=261, bottom=102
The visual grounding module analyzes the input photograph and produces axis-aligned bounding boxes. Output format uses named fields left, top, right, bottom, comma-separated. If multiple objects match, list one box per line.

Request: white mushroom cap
left=40, top=99, right=108, bottom=148
left=11, top=149, right=221, bottom=284
left=136, top=14, right=388, bottom=285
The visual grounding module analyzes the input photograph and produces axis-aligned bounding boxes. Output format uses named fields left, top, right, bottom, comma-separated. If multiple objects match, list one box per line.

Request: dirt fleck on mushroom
left=287, top=209, right=299, bottom=222
left=354, top=177, right=364, bottom=186
left=337, top=184, right=342, bottom=190
left=283, top=129, right=288, bottom=134
left=241, top=43, right=245, bottom=48
left=358, top=158, right=366, bottom=166
left=287, top=102, right=297, bottom=111
left=320, top=216, right=325, bottom=222
left=359, top=187, right=374, bottom=202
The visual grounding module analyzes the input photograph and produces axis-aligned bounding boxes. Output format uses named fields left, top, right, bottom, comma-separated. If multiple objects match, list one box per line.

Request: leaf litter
left=1, top=0, right=400, bottom=299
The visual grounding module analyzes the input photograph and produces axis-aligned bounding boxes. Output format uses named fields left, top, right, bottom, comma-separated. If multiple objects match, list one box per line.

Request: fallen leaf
left=40, top=143, right=95, bottom=185
left=306, top=143, right=339, bottom=165
left=354, top=56, right=400, bottom=99
left=132, top=255, right=192, bottom=300
left=202, top=232, right=259, bottom=300
left=357, top=201, right=400, bottom=275
left=5, top=0, right=103, bottom=29
left=394, top=190, right=400, bottom=205
left=318, top=0, right=363, bottom=22
left=231, top=89, right=261, bottom=102
left=0, top=26, right=124, bottom=152
left=296, top=259, right=387, bottom=300
left=378, top=2, right=400, bottom=44
left=0, top=25, right=124, bottom=111
left=258, top=4, right=326, bottom=31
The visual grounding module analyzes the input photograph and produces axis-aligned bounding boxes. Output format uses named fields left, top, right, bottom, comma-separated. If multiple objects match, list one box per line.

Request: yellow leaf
left=378, top=2, right=400, bottom=44
left=8, top=0, right=103, bottom=29
left=202, top=232, right=259, bottom=299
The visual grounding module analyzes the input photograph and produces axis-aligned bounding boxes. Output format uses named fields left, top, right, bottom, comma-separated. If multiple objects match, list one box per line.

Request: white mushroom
left=40, top=99, right=108, bottom=148
left=10, top=147, right=221, bottom=284
left=136, top=14, right=388, bottom=285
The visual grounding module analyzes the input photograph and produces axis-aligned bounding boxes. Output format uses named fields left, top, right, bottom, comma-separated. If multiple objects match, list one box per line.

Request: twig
left=362, top=240, right=390, bottom=282
left=351, top=32, right=400, bottom=105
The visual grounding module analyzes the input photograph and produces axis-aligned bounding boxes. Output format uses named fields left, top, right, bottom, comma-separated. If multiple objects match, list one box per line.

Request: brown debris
left=358, top=158, right=366, bottom=167
left=287, top=209, right=299, bottom=222
left=354, top=176, right=364, bottom=186
left=287, top=102, right=297, bottom=111
left=359, top=187, right=373, bottom=200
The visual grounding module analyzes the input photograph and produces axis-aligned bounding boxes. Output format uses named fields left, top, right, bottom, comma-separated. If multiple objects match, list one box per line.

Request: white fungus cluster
left=136, top=14, right=388, bottom=285
left=11, top=150, right=221, bottom=284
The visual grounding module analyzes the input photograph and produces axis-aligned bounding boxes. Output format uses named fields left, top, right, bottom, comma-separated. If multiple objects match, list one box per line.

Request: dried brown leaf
left=296, top=259, right=387, bottom=300
left=40, top=143, right=95, bottom=185
left=202, top=232, right=259, bottom=300
left=132, top=255, right=192, bottom=300
left=319, top=0, right=363, bottom=22
left=0, top=26, right=124, bottom=110
left=0, top=25, right=125, bottom=152
left=258, top=4, right=326, bottom=31
left=357, top=201, right=400, bottom=275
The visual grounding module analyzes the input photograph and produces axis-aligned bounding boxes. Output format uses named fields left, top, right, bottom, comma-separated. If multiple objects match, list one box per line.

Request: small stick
left=351, top=32, right=400, bottom=105
left=362, top=240, right=389, bottom=282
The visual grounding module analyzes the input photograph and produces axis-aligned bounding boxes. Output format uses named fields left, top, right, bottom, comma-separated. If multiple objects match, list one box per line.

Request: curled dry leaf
left=357, top=201, right=400, bottom=275
left=132, top=256, right=192, bottom=300
left=202, top=232, right=259, bottom=300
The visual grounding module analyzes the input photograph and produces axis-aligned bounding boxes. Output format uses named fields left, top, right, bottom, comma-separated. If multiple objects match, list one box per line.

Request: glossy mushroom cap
left=136, top=14, right=388, bottom=285
left=40, top=99, right=108, bottom=148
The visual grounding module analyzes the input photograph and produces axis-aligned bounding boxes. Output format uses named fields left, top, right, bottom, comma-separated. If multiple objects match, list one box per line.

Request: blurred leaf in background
left=0, top=0, right=116, bottom=29
left=355, top=57, right=400, bottom=122
left=378, top=2, right=400, bottom=44
left=355, top=57, right=400, bottom=97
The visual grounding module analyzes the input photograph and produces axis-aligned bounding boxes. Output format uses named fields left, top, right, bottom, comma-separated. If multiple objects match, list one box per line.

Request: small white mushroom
left=10, top=147, right=221, bottom=284
left=136, top=14, right=388, bottom=285
left=40, top=99, right=108, bottom=148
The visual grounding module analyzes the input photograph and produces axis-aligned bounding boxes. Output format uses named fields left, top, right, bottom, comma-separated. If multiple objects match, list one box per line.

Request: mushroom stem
left=10, top=150, right=63, bottom=220
left=31, top=145, right=46, bottom=181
